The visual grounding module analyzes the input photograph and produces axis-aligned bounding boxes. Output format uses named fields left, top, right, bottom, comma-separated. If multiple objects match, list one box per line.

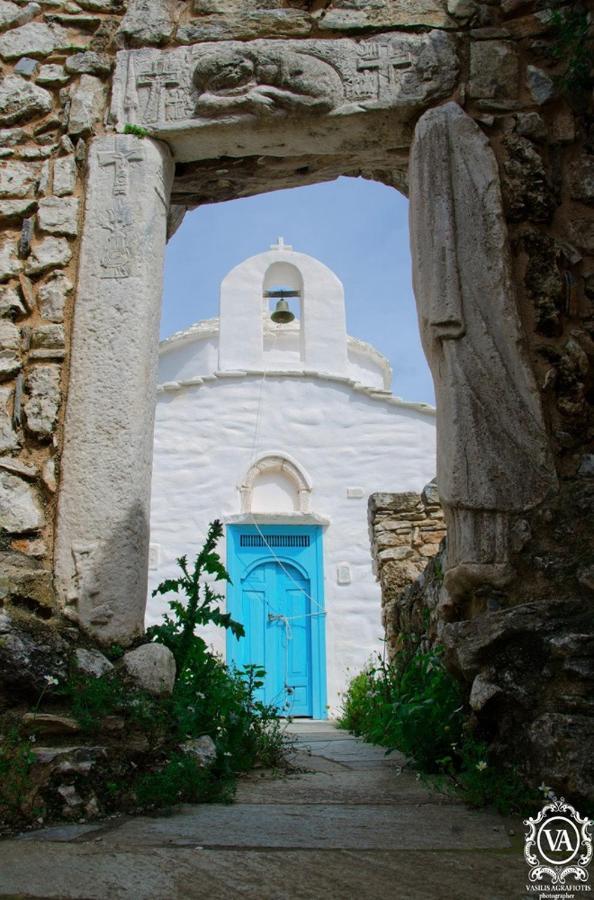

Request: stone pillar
left=54, top=135, right=174, bottom=645
left=409, top=102, right=556, bottom=600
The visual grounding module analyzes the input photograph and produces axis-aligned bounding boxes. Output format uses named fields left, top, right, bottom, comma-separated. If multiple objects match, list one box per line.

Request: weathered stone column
left=55, top=135, right=174, bottom=645
left=409, top=102, right=557, bottom=601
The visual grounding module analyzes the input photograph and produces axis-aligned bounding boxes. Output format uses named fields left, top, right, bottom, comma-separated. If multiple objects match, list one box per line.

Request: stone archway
left=0, top=0, right=586, bottom=799
left=54, top=76, right=556, bottom=649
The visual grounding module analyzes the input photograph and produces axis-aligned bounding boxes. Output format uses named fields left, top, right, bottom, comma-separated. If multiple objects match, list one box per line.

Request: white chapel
left=147, top=240, right=436, bottom=717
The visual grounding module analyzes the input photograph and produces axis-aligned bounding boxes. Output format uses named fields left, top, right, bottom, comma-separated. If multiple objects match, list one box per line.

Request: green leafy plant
left=0, top=729, right=37, bottom=827
left=340, top=643, right=465, bottom=772
left=133, top=752, right=223, bottom=809
left=148, top=519, right=244, bottom=681
left=549, top=3, right=592, bottom=97
left=123, top=124, right=150, bottom=138
left=340, top=641, right=540, bottom=815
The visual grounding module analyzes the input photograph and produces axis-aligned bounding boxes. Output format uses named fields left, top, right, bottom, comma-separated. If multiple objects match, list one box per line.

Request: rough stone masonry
left=0, top=0, right=592, bottom=803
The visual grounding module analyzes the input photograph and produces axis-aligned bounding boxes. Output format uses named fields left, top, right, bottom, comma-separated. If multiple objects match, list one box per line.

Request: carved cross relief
left=97, top=137, right=145, bottom=280
left=353, top=44, right=412, bottom=102
left=137, top=58, right=181, bottom=123
left=112, top=32, right=457, bottom=130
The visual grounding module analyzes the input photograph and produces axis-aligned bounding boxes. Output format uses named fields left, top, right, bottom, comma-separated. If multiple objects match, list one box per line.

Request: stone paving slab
left=77, top=801, right=512, bottom=851
left=0, top=846, right=530, bottom=900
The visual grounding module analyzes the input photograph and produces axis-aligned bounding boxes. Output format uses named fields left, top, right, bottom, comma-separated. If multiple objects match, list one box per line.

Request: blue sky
left=161, top=176, right=435, bottom=405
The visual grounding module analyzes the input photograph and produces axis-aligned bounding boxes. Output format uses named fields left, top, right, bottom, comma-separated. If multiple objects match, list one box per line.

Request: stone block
left=0, top=238, right=22, bottom=281
left=0, top=607, right=67, bottom=696
left=0, top=22, right=70, bottom=60
left=65, top=51, right=112, bottom=76
left=74, top=647, right=114, bottom=678
left=0, top=160, right=39, bottom=198
left=36, top=63, right=69, bottom=86
left=0, top=284, right=26, bottom=318
left=25, top=236, right=72, bottom=275
left=23, top=363, right=61, bottom=438
left=570, top=156, right=594, bottom=206
left=0, top=74, right=52, bottom=126
left=178, top=10, right=313, bottom=43
left=37, top=271, right=71, bottom=321
left=179, top=735, right=217, bottom=767
left=515, top=111, right=546, bottom=142
left=378, top=546, right=414, bottom=562
left=447, top=0, right=477, bottom=20
left=0, top=1, right=40, bottom=33
left=320, top=0, right=452, bottom=30
left=0, top=469, right=44, bottom=531
left=22, top=713, right=81, bottom=735
left=68, top=74, right=106, bottom=137
left=468, top=41, right=519, bottom=99
left=0, top=198, right=37, bottom=224
left=117, top=0, right=175, bottom=47
left=38, top=196, right=79, bottom=236
left=527, top=65, right=555, bottom=106
left=0, top=385, right=19, bottom=452
left=14, top=56, right=38, bottom=78
left=0, top=349, right=21, bottom=380
left=122, top=642, right=176, bottom=695
left=31, top=324, right=65, bottom=349
left=0, top=319, right=20, bottom=350
left=53, top=156, right=77, bottom=196
left=421, top=480, right=440, bottom=506
left=41, top=455, right=56, bottom=492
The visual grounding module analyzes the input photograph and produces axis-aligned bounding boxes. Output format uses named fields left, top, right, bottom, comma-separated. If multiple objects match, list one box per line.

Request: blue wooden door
left=241, top=560, right=313, bottom=716
left=227, top=525, right=327, bottom=719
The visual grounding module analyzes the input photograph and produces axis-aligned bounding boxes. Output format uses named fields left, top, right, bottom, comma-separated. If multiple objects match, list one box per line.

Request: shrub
left=341, top=645, right=464, bottom=773
left=0, top=729, right=38, bottom=828
left=340, top=641, right=540, bottom=815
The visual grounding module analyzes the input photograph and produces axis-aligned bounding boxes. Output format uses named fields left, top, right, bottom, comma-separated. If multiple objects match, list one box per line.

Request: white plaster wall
left=148, top=373, right=436, bottom=716
left=160, top=321, right=391, bottom=391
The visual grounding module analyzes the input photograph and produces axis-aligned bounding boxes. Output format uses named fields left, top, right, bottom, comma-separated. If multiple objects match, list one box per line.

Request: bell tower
left=218, top=240, right=348, bottom=376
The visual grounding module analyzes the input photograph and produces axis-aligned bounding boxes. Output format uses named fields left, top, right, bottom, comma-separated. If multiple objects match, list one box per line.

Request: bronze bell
left=271, top=297, right=295, bottom=324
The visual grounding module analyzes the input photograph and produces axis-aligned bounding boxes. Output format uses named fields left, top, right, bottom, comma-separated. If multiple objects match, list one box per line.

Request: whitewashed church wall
left=158, top=335, right=219, bottom=384
left=346, top=344, right=389, bottom=391
left=148, top=374, right=436, bottom=714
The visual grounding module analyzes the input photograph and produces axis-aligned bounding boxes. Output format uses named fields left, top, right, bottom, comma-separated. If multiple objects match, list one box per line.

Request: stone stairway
left=0, top=721, right=528, bottom=899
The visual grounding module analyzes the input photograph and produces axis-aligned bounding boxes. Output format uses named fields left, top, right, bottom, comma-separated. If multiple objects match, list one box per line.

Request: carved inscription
left=96, top=137, right=144, bottom=280
left=99, top=199, right=135, bottom=279
left=112, top=33, right=458, bottom=128
left=137, top=58, right=181, bottom=123
left=345, top=44, right=412, bottom=102
left=65, top=541, right=115, bottom=627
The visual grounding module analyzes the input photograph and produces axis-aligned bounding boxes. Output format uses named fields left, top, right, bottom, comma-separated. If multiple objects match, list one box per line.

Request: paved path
left=0, top=722, right=528, bottom=899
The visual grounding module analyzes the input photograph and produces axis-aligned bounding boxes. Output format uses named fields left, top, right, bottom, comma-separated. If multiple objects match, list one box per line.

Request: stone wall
left=0, top=0, right=592, bottom=800
left=0, top=2, right=114, bottom=621
left=368, top=484, right=446, bottom=656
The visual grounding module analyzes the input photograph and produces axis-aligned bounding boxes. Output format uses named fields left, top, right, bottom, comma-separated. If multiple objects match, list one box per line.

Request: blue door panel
left=227, top=525, right=326, bottom=719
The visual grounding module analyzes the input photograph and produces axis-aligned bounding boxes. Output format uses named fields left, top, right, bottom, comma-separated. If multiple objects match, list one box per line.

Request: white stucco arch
left=239, top=451, right=313, bottom=514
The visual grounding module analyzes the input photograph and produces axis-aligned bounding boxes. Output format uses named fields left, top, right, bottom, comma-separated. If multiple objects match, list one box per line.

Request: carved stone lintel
left=111, top=32, right=458, bottom=133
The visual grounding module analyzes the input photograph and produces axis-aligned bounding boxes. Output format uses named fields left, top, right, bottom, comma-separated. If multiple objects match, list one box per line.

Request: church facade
left=148, top=241, right=436, bottom=716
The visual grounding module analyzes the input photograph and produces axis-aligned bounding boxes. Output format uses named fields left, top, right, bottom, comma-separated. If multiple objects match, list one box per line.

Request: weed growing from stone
left=0, top=729, right=38, bottom=828
left=0, top=522, right=289, bottom=831
left=123, top=124, right=150, bottom=138
left=548, top=3, right=592, bottom=99
left=339, top=641, right=540, bottom=816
